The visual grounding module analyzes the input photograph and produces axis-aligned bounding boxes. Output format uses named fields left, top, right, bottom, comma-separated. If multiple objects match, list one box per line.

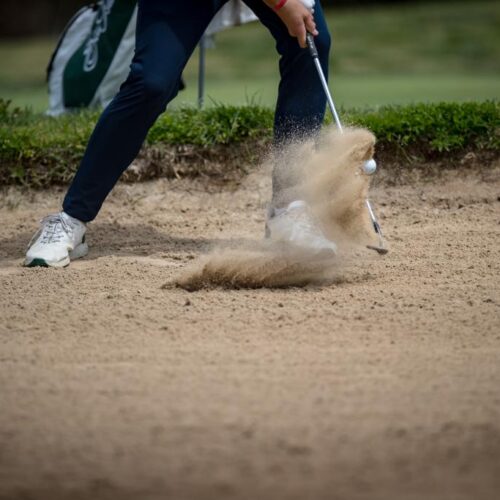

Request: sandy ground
left=1, top=165, right=499, bottom=500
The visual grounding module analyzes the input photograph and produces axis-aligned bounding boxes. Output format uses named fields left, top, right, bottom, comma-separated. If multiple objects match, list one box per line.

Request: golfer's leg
left=243, top=0, right=331, bottom=206
left=63, top=0, right=226, bottom=222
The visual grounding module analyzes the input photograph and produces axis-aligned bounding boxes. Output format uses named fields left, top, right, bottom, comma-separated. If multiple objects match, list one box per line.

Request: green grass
left=2, top=99, right=498, bottom=187
left=173, top=74, right=500, bottom=108
left=0, top=1, right=499, bottom=112
left=186, top=0, right=500, bottom=78
left=3, top=75, right=499, bottom=113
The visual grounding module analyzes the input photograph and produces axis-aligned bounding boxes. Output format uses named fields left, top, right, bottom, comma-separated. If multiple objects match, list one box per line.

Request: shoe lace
left=30, top=214, right=74, bottom=247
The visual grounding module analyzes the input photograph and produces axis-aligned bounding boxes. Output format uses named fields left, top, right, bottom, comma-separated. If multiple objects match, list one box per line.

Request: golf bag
left=47, top=0, right=257, bottom=116
left=47, top=0, right=138, bottom=116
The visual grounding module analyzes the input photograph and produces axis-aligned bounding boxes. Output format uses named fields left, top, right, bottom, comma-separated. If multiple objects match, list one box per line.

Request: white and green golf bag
left=47, top=0, right=257, bottom=116
left=47, top=0, right=138, bottom=116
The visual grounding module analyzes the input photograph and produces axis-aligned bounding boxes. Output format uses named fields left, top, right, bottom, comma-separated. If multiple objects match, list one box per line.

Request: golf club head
left=366, top=244, right=389, bottom=255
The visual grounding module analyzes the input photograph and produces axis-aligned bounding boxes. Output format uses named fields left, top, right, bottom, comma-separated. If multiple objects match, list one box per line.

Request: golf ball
left=363, top=159, right=377, bottom=175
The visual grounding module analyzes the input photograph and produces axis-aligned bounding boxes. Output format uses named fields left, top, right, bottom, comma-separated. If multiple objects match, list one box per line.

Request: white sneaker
left=266, top=200, right=337, bottom=256
left=24, top=212, right=88, bottom=268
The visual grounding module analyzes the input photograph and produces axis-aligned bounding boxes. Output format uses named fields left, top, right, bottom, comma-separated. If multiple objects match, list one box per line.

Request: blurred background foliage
left=0, top=0, right=499, bottom=111
left=0, top=1, right=459, bottom=37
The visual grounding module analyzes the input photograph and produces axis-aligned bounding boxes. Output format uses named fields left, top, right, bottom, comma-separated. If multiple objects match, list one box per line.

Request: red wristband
left=273, top=0, right=288, bottom=11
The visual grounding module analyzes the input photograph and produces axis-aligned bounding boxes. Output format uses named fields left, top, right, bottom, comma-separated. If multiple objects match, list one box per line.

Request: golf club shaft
left=312, top=59, right=343, bottom=132
left=306, top=34, right=343, bottom=131
left=366, top=198, right=384, bottom=239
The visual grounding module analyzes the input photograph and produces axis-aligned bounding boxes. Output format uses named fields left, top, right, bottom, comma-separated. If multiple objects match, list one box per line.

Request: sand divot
left=174, top=127, right=379, bottom=290
left=175, top=242, right=341, bottom=291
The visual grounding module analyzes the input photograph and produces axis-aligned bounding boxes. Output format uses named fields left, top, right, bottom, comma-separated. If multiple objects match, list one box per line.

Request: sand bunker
left=175, top=127, right=380, bottom=290
left=2, top=155, right=500, bottom=500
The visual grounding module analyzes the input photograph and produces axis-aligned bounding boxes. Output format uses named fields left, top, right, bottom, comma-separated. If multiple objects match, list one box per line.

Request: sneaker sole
left=24, top=242, right=89, bottom=268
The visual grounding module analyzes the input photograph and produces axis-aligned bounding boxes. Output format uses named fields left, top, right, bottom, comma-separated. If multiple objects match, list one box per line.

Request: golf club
left=306, top=32, right=388, bottom=255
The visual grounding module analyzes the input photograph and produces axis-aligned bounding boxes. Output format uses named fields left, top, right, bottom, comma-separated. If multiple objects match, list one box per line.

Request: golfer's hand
left=269, top=0, right=318, bottom=48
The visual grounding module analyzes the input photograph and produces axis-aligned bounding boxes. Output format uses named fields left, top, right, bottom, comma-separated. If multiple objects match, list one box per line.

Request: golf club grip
left=306, top=32, right=318, bottom=58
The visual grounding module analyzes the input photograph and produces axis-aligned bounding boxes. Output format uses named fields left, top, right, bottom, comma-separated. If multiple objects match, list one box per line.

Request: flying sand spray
left=305, top=32, right=388, bottom=254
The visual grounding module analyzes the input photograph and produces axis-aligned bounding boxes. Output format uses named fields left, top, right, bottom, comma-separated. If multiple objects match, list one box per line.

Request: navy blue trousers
left=63, top=0, right=331, bottom=222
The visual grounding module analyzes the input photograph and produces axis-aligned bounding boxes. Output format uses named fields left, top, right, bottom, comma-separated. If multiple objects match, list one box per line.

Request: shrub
left=348, top=101, right=499, bottom=154
left=0, top=99, right=498, bottom=187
